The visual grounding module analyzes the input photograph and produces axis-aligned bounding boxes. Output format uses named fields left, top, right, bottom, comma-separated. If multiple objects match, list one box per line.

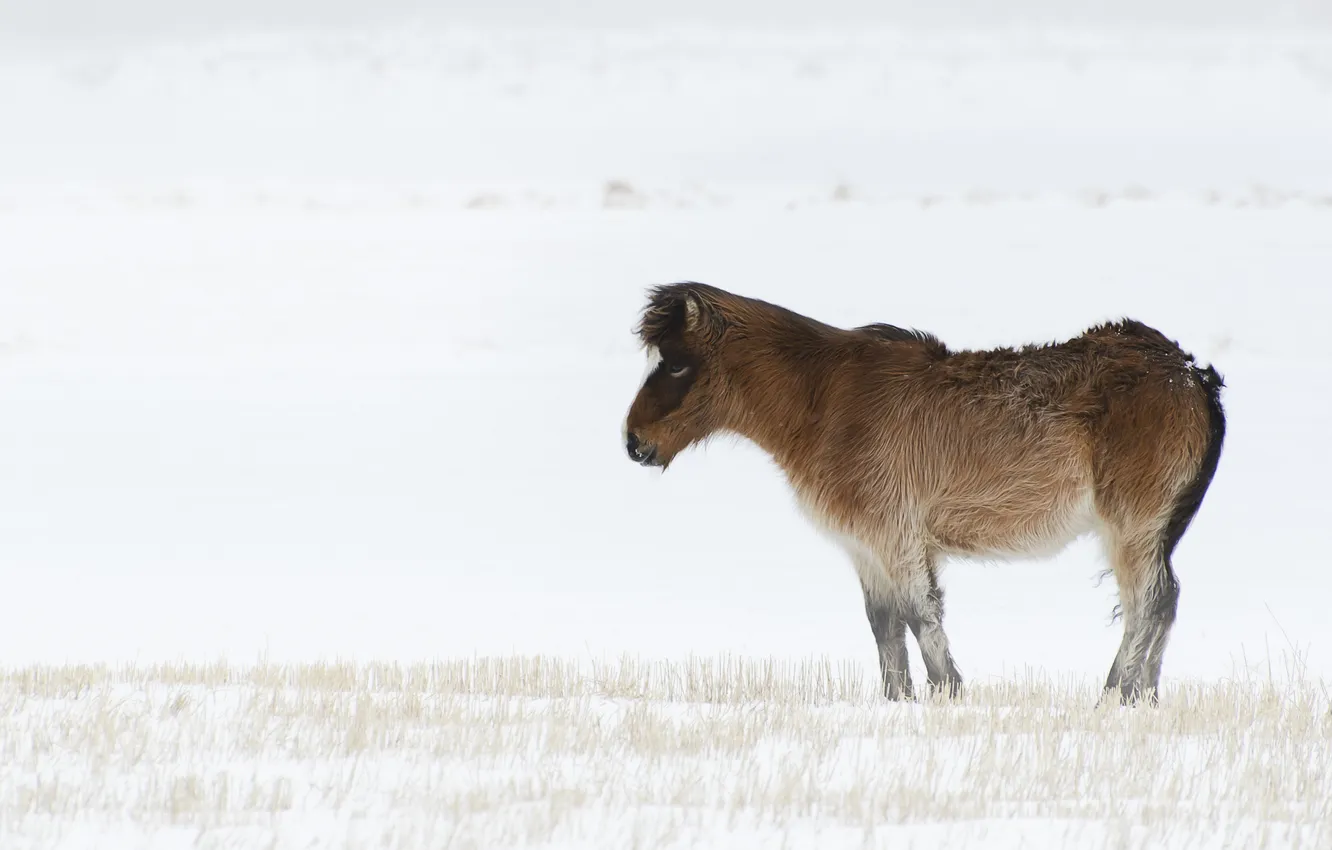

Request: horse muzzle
left=625, top=432, right=661, bottom=467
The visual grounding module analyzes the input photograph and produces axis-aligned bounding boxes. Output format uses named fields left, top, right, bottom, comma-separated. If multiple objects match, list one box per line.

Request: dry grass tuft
left=0, top=656, right=1328, bottom=849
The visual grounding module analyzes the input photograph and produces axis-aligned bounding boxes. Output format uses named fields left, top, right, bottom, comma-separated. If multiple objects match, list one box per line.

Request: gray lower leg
left=863, top=589, right=913, bottom=700
left=904, top=571, right=962, bottom=698
left=1105, top=563, right=1179, bottom=706
left=1140, top=624, right=1174, bottom=696
left=1103, top=617, right=1150, bottom=704
left=1140, top=565, right=1180, bottom=694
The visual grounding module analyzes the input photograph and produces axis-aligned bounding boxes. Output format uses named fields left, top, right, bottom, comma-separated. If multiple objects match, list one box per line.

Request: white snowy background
left=4, top=3, right=1332, bottom=848
left=2, top=0, right=1331, bottom=696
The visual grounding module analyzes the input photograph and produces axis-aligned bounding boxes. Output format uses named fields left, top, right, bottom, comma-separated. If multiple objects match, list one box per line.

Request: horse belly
left=931, top=477, right=1097, bottom=561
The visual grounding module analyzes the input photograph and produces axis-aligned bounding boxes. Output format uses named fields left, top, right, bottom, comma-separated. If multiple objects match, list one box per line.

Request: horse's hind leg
left=1101, top=531, right=1179, bottom=705
left=1095, top=361, right=1224, bottom=705
left=1139, top=565, right=1181, bottom=694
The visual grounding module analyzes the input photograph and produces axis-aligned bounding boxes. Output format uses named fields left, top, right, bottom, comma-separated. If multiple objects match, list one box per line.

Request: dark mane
left=635, top=282, right=730, bottom=347
left=639, top=282, right=948, bottom=358
left=857, top=323, right=950, bottom=357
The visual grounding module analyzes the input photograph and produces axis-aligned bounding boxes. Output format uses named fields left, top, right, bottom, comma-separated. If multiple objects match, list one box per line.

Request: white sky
left=3, top=0, right=1330, bottom=44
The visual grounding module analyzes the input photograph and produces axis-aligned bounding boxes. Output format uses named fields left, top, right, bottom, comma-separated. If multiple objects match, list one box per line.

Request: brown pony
left=622, top=283, right=1225, bottom=704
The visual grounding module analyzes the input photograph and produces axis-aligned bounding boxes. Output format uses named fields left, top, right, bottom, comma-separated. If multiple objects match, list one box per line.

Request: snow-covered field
left=3, top=658, right=1330, bottom=849
left=2, top=6, right=1331, bottom=846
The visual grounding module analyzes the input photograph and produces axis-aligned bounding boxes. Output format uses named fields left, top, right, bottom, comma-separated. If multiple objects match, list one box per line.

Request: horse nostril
left=626, top=432, right=641, bottom=458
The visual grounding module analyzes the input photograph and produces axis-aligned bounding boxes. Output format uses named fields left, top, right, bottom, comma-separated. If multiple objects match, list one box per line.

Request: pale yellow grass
left=0, top=657, right=1328, bottom=849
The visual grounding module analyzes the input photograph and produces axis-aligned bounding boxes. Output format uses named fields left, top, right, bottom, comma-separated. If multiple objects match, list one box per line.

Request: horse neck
left=716, top=324, right=843, bottom=471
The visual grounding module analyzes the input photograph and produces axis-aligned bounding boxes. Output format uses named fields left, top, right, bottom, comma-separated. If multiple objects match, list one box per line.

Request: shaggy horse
left=622, top=283, right=1224, bottom=704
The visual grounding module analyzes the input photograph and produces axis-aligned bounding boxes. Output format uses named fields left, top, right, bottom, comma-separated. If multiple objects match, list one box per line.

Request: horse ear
left=683, top=291, right=724, bottom=342
left=684, top=293, right=702, bottom=328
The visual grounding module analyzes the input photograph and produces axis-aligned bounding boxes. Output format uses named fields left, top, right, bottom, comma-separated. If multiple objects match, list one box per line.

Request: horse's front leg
left=901, top=555, right=963, bottom=699
left=861, top=583, right=914, bottom=700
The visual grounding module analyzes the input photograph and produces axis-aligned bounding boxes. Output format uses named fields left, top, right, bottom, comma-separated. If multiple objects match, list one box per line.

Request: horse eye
left=669, top=364, right=691, bottom=378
